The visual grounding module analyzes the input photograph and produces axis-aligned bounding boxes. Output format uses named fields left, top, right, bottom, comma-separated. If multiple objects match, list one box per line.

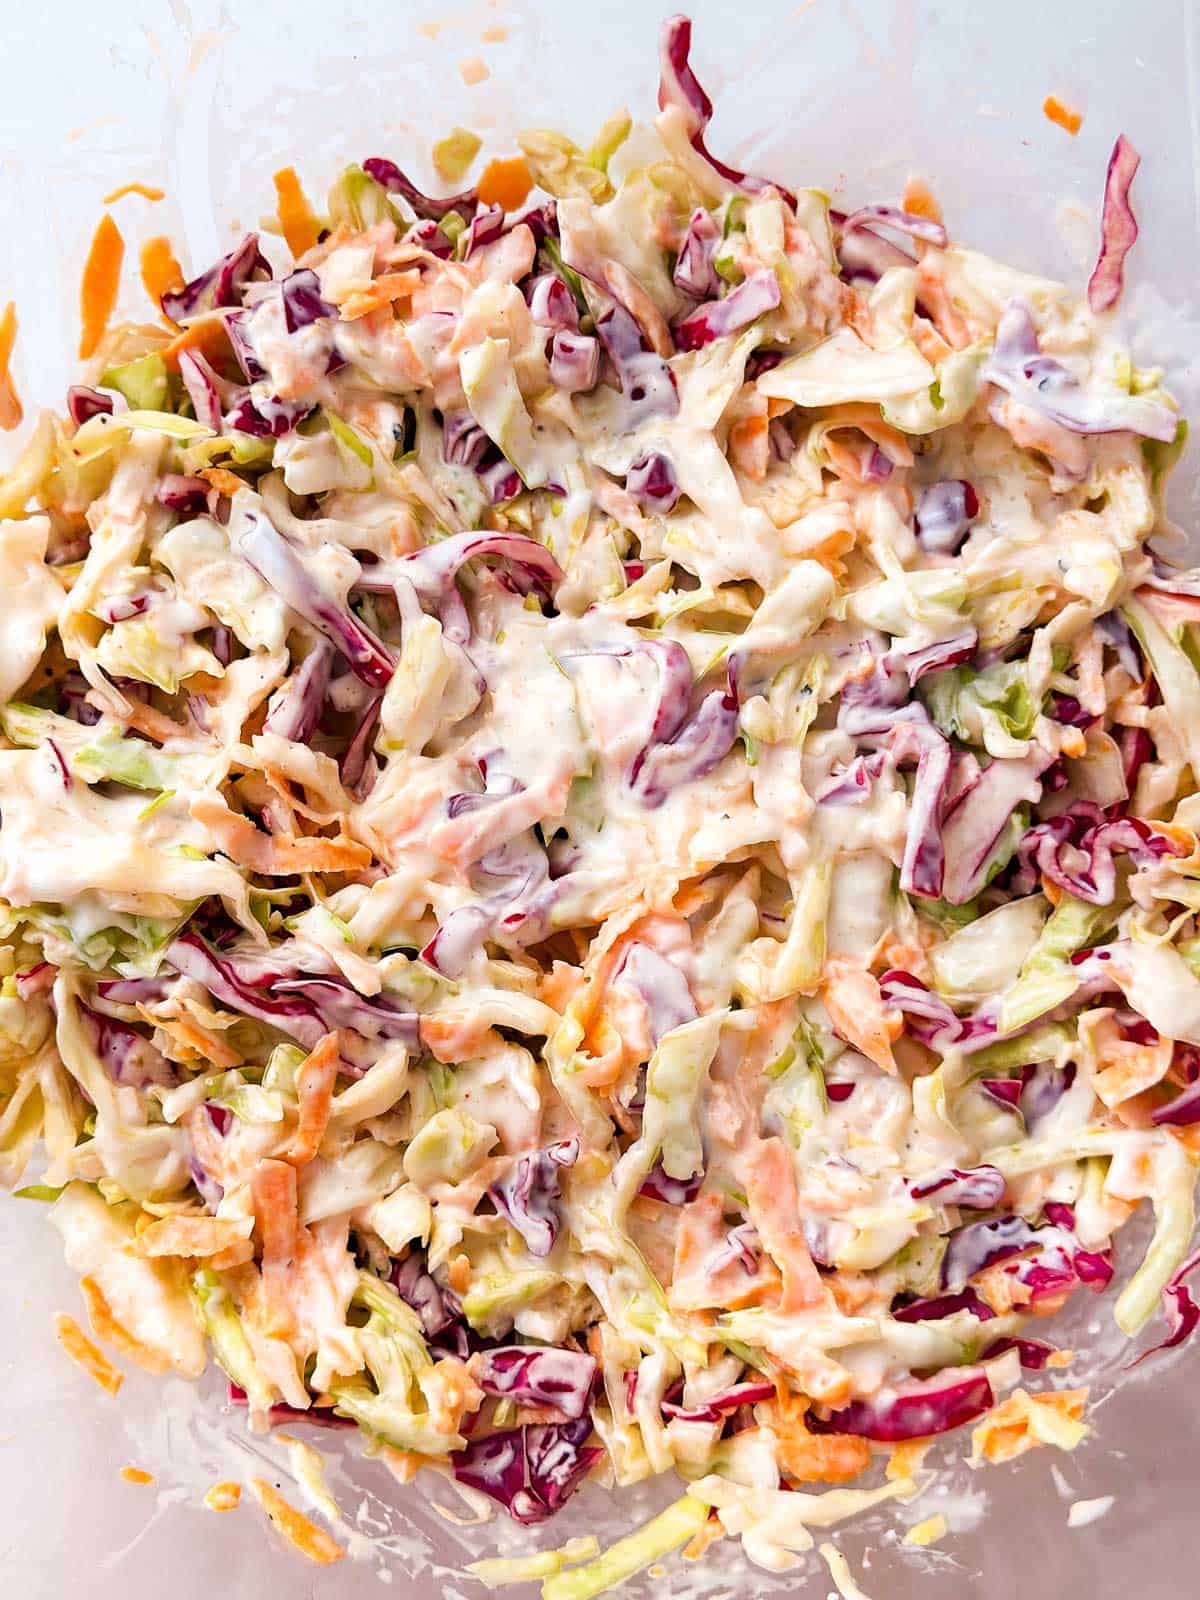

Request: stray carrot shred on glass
left=103, top=182, right=166, bottom=205
left=54, top=1312, right=124, bottom=1395
left=1043, top=94, right=1083, bottom=135
left=0, top=302, right=23, bottom=431
left=204, top=1481, right=242, bottom=1512
left=120, top=1466, right=155, bottom=1486
left=901, top=176, right=943, bottom=224
left=477, top=156, right=533, bottom=213
left=78, top=213, right=125, bottom=360
left=140, top=236, right=185, bottom=316
left=250, top=1478, right=345, bottom=1564
left=273, top=167, right=322, bottom=260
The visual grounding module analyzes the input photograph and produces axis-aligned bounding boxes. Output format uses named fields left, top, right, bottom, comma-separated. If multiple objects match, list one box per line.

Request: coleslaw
left=1, top=10, right=1198, bottom=1584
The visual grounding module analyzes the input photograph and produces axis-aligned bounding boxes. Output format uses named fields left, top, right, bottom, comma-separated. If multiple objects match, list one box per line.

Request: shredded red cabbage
left=657, top=16, right=797, bottom=207
left=474, top=1346, right=598, bottom=1419
left=490, top=1138, right=580, bottom=1258
left=1087, top=135, right=1141, bottom=314
left=810, top=1368, right=994, bottom=1441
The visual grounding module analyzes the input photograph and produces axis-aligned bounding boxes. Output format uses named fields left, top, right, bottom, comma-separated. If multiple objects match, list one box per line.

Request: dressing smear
left=1, top=10, right=1196, bottom=1595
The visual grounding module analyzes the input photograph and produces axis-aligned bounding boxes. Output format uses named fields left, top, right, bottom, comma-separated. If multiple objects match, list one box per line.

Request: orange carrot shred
left=103, top=182, right=166, bottom=205
left=274, top=166, right=322, bottom=260
left=121, top=1466, right=155, bottom=1485
left=901, top=176, right=943, bottom=224
left=250, top=1478, right=345, bottom=1565
left=0, top=302, right=23, bottom=431
left=54, top=1312, right=124, bottom=1395
left=477, top=156, right=533, bottom=213
left=79, top=213, right=125, bottom=360
left=1043, top=95, right=1083, bottom=136
left=140, top=236, right=185, bottom=316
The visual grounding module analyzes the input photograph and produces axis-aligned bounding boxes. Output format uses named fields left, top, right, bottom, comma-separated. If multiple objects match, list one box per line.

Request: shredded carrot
left=447, top=1252, right=472, bottom=1295
left=477, top=156, right=533, bottom=213
left=769, top=1389, right=872, bottom=1485
left=886, top=1439, right=930, bottom=1481
left=140, top=235, right=185, bottom=318
left=250, top=1478, right=345, bottom=1565
left=78, top=1274, right=169, bottom=1376
left=132, top=1214, right=253, bottom=1259
left=901, top=177, right=943, bottom=224
left=54, top=1312, right=124, bottom=1395
left=161, top=316, right=231, bottom=370
left=199, top=466, right=247, bottom=499
left=822, top=956, right=900, bottom=1074
left=0, top=301, right=22, bottom=431
left=729, top=412, right=770, bottom=481
left=289, top=1032, right=341, bottom=1166
left=459, top=56, right=490, bottom=86
left=78, top=213, right=125, bottom=360
left=337, top=270, right=423, bottom=321
left=273, top=167, right=322, bottom=260
left=971, top=1387, right=1089, bottom=1465
left=682, top=1514, right=726, bottom=1561
left=150, top=1009, right=243, bottom=1070
left=251, top=1159, right=301, bottom=1334
left=121, top=1466, right=155, bottom=1485
left=104, top=182, right=165, bottom=205
left=204, top=1480, right=242, bottom=1512
left=1043, top=94, right=1083, bottom=136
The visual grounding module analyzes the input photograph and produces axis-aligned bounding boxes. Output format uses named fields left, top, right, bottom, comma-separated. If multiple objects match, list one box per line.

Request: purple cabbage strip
left=78, top=1000, right=173, bottom=1087
left=892, top=1289, right=996, bottom=1324
left=1015, top=802, right=1182, bottom=906
left=626, top=451, right=681, bottom=512
left=178, top=350, right=225, bottom=434
left=96, top=975, right=171, bottom=1004
left=263, top=639, right=334, bottom=744
left=908, top=1165, right=1007, bottom=1209
left=399, top=530, right=564, bottom=645
left=638, top=1162, right=703, bottom=1205
left=463, top=205, right=506, bottom=259
left=629, top=677, right=739, bottom=809
left=840, top=204, right=948, bottom=249
left=165, top=934, right=418, bottom=1051
left=156, top=474, right=213, bottom=516
left=474, top=1346, right=598, bottom=1419
left=592, top=294, right=679, bottom=424
left=938, top=748, right=1054, bottom=904
left=527, top=275, right=580, bottom=332
left=362, top=156, right=478, bottom=221
left=490, top=1138, right=580, bottom=1257
left=673, top=208, right=721, bottom=298
left=339, top=691, right=384, bottom=797
left=941, top=1215, right=1043, bottom=1291
left=67, top=386, right=115, bottom=426
left=836, top=225, right=916, bottom=284
left=1088, top=135, right=1141, bottom=314
left=442, top=409, right=492, bottom=471
left=674, top=269, right=781, bottom=352
left=452, top=1417, right=600, bottom=1524
left=809, top=1369, right=994, bottom=1442
left=391, top=1252, right=460, bottom=1337
left=984, top=298, right=1177, bottom=443
left=894, top=629, right=978, bottom=685
left=1128, top=1245, right=1200, bottom=1368
left=235, top=509, right=394, bottom=687
left=657, top=15, right=797, bottom=207
left=224, top=390, right=313, bottom=439
left=404, top=219, right=453, bottom=259
left=224, top=309, right=267, bottom=383
left=914, top=480, right=979, bottom=556
left=662, top=1379, right=775, bottom=1423
left=814, top=752, right=886, bottom=806
left=981, top=1336, right=1059, bottom=1370
left=613, top=941, right=697, bottom=1046
left=549, top=331, right=600, bottom=393
left=280, top=269, right=337, bottom=333
left=161, top=233, right=271, bottom=322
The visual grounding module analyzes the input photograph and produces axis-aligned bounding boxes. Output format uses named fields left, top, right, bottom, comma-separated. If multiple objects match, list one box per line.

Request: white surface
left=2, top=0, right=1200, bottom=1595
